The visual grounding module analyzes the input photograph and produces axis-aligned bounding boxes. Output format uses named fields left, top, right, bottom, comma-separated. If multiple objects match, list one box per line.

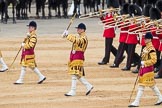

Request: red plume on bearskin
left=156, top=0, right=162, bottom=11
left=149, top=7, right=161, bottom=20
left=128, top=4, right=142, bottom=16
left=142, top=4, right=152, bottom=17
left=120, top=3, right=130, bottom=15
left=108, top=0, right=119, bottom=8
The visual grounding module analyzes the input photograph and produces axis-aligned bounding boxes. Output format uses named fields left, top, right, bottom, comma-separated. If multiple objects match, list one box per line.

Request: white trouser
left=15, top=66, right=26, bottom=83
left=66, top=75, right=77, bottom=96
left=130, top=86, right=145, bottom=106
left=150, top=85, right=162, bottom=104
left=30, top=67, right=45, bottom=82
left=16, top=67, right=45, bottom=84
left=0, top=58, right=8, bottom=71
left=79, top=77, right=93, bottom=93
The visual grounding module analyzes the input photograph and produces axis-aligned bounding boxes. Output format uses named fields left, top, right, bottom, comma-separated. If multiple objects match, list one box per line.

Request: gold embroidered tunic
left=21, top=31, right=37, bottom=67
left=66, top=32, right=88, bottom=77
left=138, top=42, right=157, bottom=86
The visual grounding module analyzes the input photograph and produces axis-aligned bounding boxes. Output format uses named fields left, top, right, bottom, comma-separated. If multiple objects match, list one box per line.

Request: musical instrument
left=79, top=8, right=120, bottom=19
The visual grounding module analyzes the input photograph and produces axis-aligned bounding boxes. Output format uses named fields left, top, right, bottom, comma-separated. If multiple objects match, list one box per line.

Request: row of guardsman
left=0, top=0, right=158, bottom=24
left=79, top=0, right=162, bottom=79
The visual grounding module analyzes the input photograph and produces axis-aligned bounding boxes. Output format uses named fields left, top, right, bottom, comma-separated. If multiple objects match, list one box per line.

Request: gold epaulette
left=147, top=43, right=155, bottom=53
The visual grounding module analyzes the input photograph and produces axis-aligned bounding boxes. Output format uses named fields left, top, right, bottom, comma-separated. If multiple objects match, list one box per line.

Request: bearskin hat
left=108, top=0, right=119, bottom=8
left=128, top=4, right=142, bottom=16
left=147, top=0, right=158, bottom=5
left=136, top=0, right=145, bottom=8
left=149, top=7, right=161, bottom=20
left=142, top=4, right=152, bottom=17
left=120, top=3, right=130, bottom=15
left=156, top=0, right=162, bottom=12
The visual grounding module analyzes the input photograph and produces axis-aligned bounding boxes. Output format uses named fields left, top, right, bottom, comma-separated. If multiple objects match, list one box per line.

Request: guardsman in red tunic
left=150, top=25, right=161, bottom=72
left=154, top=0, right=162, bottom=78
left=132, top=4, right=153, bottom=73
left=155, top=30, right=162, bottom=78
left=110, top=22, right=127, bottom=68
left=121, top=4, right=141, bottom=71
left=110, top=3, right=130, bottom=68
left=148, top=7, right=161, bottom=72
left=132, top=29, right=148, bottom=73
left=14, top=21, right=46, bottom=84
left=122, top=21, right=139, bottom=70
left=98, top=0, right=119, bottom=65
left=0, top=51, right=8, bottom=72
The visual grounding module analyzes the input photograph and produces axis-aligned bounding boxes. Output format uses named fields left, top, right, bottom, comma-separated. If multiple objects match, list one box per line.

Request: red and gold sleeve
left=24, top=35, right=37, bottom=49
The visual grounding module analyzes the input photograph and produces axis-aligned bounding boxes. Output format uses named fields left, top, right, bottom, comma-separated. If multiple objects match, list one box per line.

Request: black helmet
left=145, top=32, right=153, bottom=39
left=75, top=23, right=86, bottom=30
left=27, top=21, right=37, bottom=29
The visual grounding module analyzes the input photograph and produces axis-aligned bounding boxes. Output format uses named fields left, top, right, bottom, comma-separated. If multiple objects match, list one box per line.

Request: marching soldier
left=62, top=23, right=93, bottom=96
left=0, top=51, right=8, bottom=72
left=128, top=32, right=162, bottom=107
left=150, top=27, right=161, bottom=72
left=110, top=3, right=140, bottom=68
left=154, top=0, right=162, bottom=78
left=110, top=3, right=129, bottom=68
left=145, top=7, right=161, bottom=72
left=98, top=0, right=119, bottom=65
left=121, top=4, right=141, bottom=71
left=132, top=4, right=152, bottom=73
left=14, top=21, right=46, bottom=84
left=155, top=30, right=162, bottom=79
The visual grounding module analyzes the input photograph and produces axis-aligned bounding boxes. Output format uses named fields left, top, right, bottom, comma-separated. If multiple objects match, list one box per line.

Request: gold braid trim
left=68, top=60, right=84, bottom=77
left=138, top=72, right=156, bottom=87
left=0, top=51, right=2, bottom=57
left=21, top=55, right=36, bottom=68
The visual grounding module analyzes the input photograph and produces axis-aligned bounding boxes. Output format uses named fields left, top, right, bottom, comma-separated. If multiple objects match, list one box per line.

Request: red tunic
left=157, top=33, right=162, bottom=51
left=101, top=13, right=115, bottom=38
left=150, top=27, right=160, bottom=50
left=139, top=25, right=146, bottom=46
left=158, top=32, right=162, bottom=39
left=126, top=24, right=138, bottom=44
left=140, top=34, right=146, bottom=46
left=119, top=25, right=128, bottom=42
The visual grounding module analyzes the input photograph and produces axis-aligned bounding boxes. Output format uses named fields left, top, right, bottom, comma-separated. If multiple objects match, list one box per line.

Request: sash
left=21, top=48, right=34, bottom=59
left=70, top=51, right=84, bottom=61
left=139, top=66, right=154, bottom=76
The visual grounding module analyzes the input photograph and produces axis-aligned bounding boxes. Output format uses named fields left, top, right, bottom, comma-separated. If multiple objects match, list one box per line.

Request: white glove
left=141, top=61, right=144, bottom=67
left=26, top=32, right=30, bottom=36
left=62, top=30, right=68, bottom=38
left=21, top=43, right=25, bottom=47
